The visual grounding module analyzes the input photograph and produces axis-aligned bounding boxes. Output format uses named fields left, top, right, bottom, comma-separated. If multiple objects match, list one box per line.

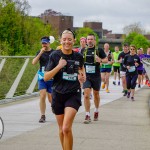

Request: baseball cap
left=41, top=37, right=50, bottom=44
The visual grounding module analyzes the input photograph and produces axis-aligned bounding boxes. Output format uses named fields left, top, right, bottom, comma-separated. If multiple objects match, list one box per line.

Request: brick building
left=105, top=33, right=126, bottom=39
left=40, top=9, right=73, bottom=35
left=83, top=21, right=103, bottom=38
left=41, top=15, right=73, bottom=35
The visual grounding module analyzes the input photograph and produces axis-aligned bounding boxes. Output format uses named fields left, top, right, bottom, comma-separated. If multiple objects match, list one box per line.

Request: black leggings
left=126, top=74, right=138, bottom=89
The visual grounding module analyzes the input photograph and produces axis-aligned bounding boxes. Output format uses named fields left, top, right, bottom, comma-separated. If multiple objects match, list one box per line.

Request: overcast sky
left=27, top=0, right=150, bottom=34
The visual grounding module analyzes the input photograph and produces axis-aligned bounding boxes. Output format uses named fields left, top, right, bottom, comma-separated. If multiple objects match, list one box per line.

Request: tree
left=131, top=34, right=150, bottom=52
left=0, top=0, right=31, bottom=55
left=123, top=32, right=138, bottom=46
left=75, top=27, right=99, bottom=47
left=124, top=32, right=150, bottom=53
left=0, top=0, right=58, bottom=55
left=123, top=22, right=145, bottom=35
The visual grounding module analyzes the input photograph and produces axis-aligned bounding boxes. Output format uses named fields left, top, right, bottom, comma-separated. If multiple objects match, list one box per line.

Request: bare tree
left=123, top=22, right=145, bottom=35
left=40, top=9, right=63, bottom=17
left=13, top=0, right=31, bottom=15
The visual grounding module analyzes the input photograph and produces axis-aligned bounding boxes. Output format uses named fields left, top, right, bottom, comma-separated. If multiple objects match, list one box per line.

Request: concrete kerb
left=0, top=92, right=39, bottom=105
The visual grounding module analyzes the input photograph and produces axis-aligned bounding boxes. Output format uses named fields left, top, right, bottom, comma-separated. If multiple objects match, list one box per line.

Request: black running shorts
left=51, top=89, right=82, bottom=115
left=83, top=76, right=101, bottom=91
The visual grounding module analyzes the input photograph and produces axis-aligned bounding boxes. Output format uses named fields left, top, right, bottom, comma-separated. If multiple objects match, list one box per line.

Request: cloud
left=27, top=0, right=150, bottom=33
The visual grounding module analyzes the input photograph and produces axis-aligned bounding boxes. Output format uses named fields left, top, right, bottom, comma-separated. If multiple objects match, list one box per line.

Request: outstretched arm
left=78, top=66, right=86, bottom=84
left=32, top=48, right=46, bottom=65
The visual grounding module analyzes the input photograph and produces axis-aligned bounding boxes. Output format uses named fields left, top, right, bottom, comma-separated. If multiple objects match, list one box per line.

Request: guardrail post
left=5, top=58, right=30, bottom=99
left=0, top=58, right=6, bottom=73
left=26, top=72, right=38, bottom=94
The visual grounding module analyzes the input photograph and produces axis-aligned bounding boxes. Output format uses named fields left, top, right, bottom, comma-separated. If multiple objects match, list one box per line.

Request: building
left=83, top=21, right=103, bottom=38
left=105, top=33, right=126, bottom=39
left=40, top=9, right=73, bottom=35
left=39, top=9, right=125, bottom=47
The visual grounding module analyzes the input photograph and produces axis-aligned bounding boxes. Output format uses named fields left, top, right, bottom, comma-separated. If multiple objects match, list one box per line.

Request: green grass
left=0, top=58, right=39, bottom=99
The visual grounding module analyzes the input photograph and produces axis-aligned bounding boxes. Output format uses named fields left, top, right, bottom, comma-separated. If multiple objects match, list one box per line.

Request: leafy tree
left=75, top=27, right=99, bottom=47
left=124, top=32, right=150, bottom=53
left=123, top=32, right=138, bottom=46
left=0, top=0, right=30, bottom=55
left=0, top=0, right=58, bottom=56
left=131, top=34, right=150, bottom=52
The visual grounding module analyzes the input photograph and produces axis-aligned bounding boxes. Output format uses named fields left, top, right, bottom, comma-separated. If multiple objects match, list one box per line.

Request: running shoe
left=123, top=90, right=127, bottom=96
left=127, top=92, right=130, bottom=98
left=102, top=83, right=105, bottom=89
left=94, top=112, right=99, bottom=121
left=145, top=80, right=149, bottom=85
left=39, top=115, right=46, bottom=123
left=83, top=115, right=91, bottom=124
left=106, top=89, right=110, bottom=93
left=148, top=82, right=150, bottom=87
left=131, top=97, right=134, bottom=101
left=113, top=81, right=116, bottom=85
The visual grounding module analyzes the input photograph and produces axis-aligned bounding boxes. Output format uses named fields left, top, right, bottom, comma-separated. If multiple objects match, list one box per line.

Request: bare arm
left=44, top=58, right=67, bottom=81
left=32, top=48, right=46, bottom=65
left=95, top=55, right=101, bottom=63
left=95, top=55, right=108, bottom=64
left=101, top=57, right=108, bottom=63
left=111, top=54, right=115, bottom=63
left=108, top=53, right=114, bottom=64
left=78, top=66, right=86, bottom=84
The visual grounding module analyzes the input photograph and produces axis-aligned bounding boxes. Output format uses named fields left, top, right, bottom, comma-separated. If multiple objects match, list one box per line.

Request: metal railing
left=142, top=57, right=150, bottom=79
left=0, top=56, right=38, bottom=101
left=1, top=56, right=149, bottom=101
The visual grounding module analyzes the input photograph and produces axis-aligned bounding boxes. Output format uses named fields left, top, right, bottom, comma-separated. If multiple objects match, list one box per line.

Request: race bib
left=38, top=70, right=44, bottom=80
left=128, top=66, right=136, bottom=72
left=38, top=68, right=53, bottom=81
left=86, top=65, right=96, bottom=73
left=62, top=72, right=78, bottom=81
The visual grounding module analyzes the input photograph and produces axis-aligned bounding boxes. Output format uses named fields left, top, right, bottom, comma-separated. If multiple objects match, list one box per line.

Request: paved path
left=0, top=78, right=150, bottom=150
left=0, top=78, right=128, bottom=140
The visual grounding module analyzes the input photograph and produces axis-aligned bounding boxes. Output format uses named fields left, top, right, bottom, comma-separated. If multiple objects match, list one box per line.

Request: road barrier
left=0, top=56, right=38, bottom=100
left=142, top=57, right=150, bottom=79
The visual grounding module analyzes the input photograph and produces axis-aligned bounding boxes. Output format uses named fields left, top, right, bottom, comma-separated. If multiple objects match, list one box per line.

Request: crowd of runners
left=32, top=29, right=150, bottom=150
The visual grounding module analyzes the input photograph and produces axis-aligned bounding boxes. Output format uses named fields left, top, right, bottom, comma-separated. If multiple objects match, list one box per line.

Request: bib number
left=62, top=72, right=77, bottom=81
left=128, top=66, right=136, bottom=72
left=38, top=70, right=44, bottom=80
left=86, top=65, right=96, bottom=73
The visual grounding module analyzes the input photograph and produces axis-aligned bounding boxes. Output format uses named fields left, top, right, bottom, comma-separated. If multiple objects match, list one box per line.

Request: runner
left=73, top=37, right=87, bottom=53
left=112, top=46, right=121, bottom=85
left=83, top=34, right=107, bottom=124
left=32, top=36, right=54, bottom=123
left=144, top=47, right=150, bottom=86
left=123, top=45, right=141, bottom=101
left=79, top=37, right=87, bottom=54
left=118, top=43, right=130, bottom=96
left=44, top=29, right=86, bottom=150
left=101, top=43, right=113, bottom=93
left=136, top=48, right=145, bottom=88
